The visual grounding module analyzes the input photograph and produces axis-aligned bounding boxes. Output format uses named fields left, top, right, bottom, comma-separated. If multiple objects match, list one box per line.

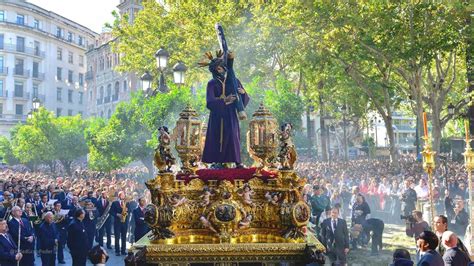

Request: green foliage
left=264, top=76, right=305, bottom=130
left=0, top=136, right=19, bottom=165
left=11, top=125, right=52, bottom=166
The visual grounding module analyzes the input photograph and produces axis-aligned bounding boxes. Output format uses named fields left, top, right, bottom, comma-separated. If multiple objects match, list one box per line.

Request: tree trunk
left=319, top=94, right=328, bottom=161
left=383, top=115, right=399, bottom=168
left=62, top=160, right=72, bottom=176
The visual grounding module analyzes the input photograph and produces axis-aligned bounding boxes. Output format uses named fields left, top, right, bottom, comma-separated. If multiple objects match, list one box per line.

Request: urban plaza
left=0, top=0, right=473, bottom=266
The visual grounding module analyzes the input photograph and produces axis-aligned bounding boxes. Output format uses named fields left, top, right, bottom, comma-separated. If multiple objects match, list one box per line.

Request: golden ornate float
left=128, top=104, right=325, bottom=266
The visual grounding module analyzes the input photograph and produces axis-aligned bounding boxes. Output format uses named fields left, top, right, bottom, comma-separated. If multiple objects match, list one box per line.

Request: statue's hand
left=228, top=51, right=235, bottom=59
left=224, top=94, right=237, bottom=105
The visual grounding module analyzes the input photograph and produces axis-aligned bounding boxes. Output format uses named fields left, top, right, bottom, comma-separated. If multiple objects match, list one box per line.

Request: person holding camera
left=444, top=191, right=469, bottom=241
left=405, top=210, right=429, bottom=241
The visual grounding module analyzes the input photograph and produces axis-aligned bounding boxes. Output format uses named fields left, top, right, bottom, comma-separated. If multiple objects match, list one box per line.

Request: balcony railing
left=96, top=98, right=103, bottom=105
left=0, top=43, right=45, bottom=58
left=104, top=96, right=111, bottom=103
left=112, top=94, right=119, bottom=102
left=0, top=67, right=7, bottom=75
left=13, top=92, right=30, bottom=100
left=12, top=68, right=30, bottom=78
left=32, top=72, right=45, bottom=80
left=0, top=114, right=28, bottom=122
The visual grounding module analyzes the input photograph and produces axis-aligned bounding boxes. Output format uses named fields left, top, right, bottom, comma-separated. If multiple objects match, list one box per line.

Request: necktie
left=332, top=219, right=337, bottom=232
left=19, top=219, right=23, bottom=227
left=103, top=199, right=106, bottom=207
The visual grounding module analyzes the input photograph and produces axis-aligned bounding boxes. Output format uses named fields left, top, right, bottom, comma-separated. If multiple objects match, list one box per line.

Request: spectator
left=441, top=231, right=470, bottom=266
left=405, top=210, right=430, bottom=240
left=416, top=230, right=444, bottom=266
left=88, top=245, right=109, bottom=266
left=390, top=248, right=414, bottom=266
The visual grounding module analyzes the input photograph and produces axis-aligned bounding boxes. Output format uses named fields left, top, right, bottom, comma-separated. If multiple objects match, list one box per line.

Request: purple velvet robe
left=202, top=78, right=250, bottom=164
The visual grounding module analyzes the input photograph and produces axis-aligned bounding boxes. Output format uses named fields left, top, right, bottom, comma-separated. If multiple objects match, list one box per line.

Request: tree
left=11, top=125, right=53, bottom=168
left=54, top=115, right=88, bottom=175
left=0, top=136, right=19, bottom=165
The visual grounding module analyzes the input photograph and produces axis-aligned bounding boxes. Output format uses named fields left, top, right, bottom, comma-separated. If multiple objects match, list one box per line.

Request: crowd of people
left=0, top=167, right=151, bottom=266
left=297, top=155, right=473, bottom=266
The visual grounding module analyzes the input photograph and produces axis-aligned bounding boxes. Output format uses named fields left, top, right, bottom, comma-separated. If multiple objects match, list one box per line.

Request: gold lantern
left=174, top=104, right=202, bottom=175
left=247, top=103, right=278, bottom=175
left=421, top=136, right=436, bottom=174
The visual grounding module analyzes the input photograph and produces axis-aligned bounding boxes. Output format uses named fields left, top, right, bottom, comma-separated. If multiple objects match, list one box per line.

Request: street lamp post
left=28, top=97, right=41, bottom=119
left=141, top=48, right=187, bottom=96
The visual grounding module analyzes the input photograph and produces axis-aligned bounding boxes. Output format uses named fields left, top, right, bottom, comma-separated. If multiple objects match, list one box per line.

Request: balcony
left=0, top=67, right=7, bottom=76
left=85, top=71, right=94, bottom=80
left=112, top=94, right=119, bottom=102
left=32, top=72, right=45, bottom=81
left=0, top=114, right=27, bottom=122
left=104, top=96, right=111, bottom=103
left=0, top=43, right=45, bottom=58
left=96, top=98, right=103, bottom=105
left=12, top=68, right=30, bottom=78
left=13, top=92, right=30, bottom=101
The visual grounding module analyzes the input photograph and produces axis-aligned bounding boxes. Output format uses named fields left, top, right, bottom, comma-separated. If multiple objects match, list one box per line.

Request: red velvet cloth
left=176, top=167, right=277, bottom=183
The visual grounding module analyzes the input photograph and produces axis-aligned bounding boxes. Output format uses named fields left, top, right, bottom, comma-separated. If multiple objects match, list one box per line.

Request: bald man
left=441, top=231, right=470, bottom=266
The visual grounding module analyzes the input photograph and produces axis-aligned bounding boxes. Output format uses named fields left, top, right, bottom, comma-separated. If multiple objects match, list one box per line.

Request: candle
left=465, top=120, right=470, bottom=143
left=422, top=112, right=428, bottom=138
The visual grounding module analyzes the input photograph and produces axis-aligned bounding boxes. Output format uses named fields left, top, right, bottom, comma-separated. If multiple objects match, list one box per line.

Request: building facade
left=85, top=0, right=142, bottom=118
left=0, top=0, right=97, bottom=136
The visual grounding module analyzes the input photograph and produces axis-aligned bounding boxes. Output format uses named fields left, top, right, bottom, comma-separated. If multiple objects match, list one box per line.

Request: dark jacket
left=320, top=217, right=350, bottom=252
left=110, top=200, right=129, bottom=225
left=442, top=246, right=471, bottom=266
left=417, top=250, right=444, bottom=266
left=38, top=222, right=59, bottom=252
left=67, top=218, right=89, bottom=256
left=390, top=258, right=414, bottom=266
left=0, top=233, right=18, bottom=266
left=445, top=197, right=469, bottom=237
left=133, top=206, right=150, bottom=242
left=351, top=201, right=371, bottom=225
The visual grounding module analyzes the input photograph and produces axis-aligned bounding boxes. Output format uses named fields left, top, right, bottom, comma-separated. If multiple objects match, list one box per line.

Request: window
left=57, top=67, right=62, bottom=81
left=99, top=57, right=104, bottom=71
left=32, top=62, right=39, bottom=78
left=56, top=108, right=62, bottom=117
left=14, top=59, right=24, bottom=75
left=0, top=104, right=3, bottom=115
left=15, top=104, right=23, bottom=116
left=16, top=14, right=25, bottom=25
left=0, top=34, right=3, bottom=49
left=33, top=19, right=39, bottom=29
left=68, top=109, right=73, bottom=116
left=16, top=36, right=25, bottom=52
left=67, top=32, right=73, bottom=42
left=68, top=89, right=73, bottom=103
left=68, top=52, right=73, bottom=64
left=114, top=82, right=120, bottom=101
left=32, top=84, right=38, bottom=98
left=14, top=81, right=23, bottom=97
left=56, top=27, right=62, bottom=38
left=78, top=36, right=84, bottom=46
left=123, top=80, right=127, bottom=92
left=57, top=48, right=62, bottom=60
left=0, top=56, right=4, bottom=71
left=106, top=55, right=112, bottom=69
left=89, top=90, right=92, bottom=100
left=57, top=88, right=62, bottom=101
left=0, top=80, right=3, bottom=97
left=0, top=11, right=5, bottom=22
left=34, top=41, right=40, bottom=56
left=79, top=55, right=84, bottom=67
left=78, top=73, right=84, bottom=86
left=79, top=92, right=83, bottom=104
left=68, top=70, right=73, bottom=83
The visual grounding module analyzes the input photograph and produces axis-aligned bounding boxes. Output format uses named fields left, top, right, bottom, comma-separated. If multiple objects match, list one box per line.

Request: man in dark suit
left=37, top=212, right=59, bottom=266
left=417, top=230, right=444, bottom=266
left=441, top=231, right=471, bottom=266
left=110, top=191, right=129, bottom=256
left=84, top=191, right=98, bottom=206
left=8, top=206, right=34, bottom=266
left=320, top=207, right=350, bottom=265
left=133, top=197, right=150, bottom=243
left=363, top=218, right=384, bottom=255
left=0, top=219, right=23, bottom=266
left=67, top=208, right=89, bottom=266
left=53, top=201, right=67, bottom=264
left=96, top=191, right=112, bottom=249
left=36, top=193, right=49, bottom=219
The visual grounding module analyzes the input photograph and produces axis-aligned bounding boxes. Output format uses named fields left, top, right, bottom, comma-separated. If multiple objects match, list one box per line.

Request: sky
left=28, top=0, right=119, bottom=33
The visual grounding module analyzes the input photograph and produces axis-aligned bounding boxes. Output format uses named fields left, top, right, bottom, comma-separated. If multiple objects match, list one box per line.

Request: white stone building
left=0, top=0, right=97, bottom=137
left=85, top=0, right=142, bottom=118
